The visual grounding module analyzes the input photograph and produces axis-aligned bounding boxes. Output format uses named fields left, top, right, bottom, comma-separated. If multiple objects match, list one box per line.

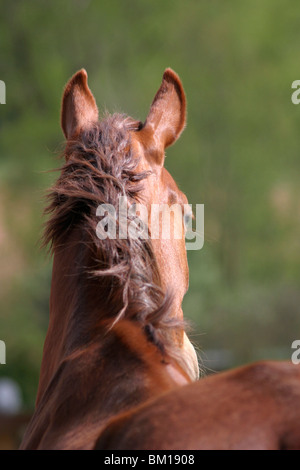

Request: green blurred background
left=0, top=0, right=300, bottom=410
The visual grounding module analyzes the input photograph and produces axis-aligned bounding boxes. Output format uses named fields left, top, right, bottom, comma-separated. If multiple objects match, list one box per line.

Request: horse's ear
left=138, top=68, right=186, bottom=164
left=61, top=69, right=98, bottom=140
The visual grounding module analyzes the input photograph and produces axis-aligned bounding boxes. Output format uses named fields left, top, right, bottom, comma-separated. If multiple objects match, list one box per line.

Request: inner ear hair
left=138, top=68, right=186, bottom=165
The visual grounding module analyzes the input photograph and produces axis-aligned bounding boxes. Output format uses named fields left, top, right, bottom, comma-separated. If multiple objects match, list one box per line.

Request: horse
left=20, top=68, right=300, bottom=450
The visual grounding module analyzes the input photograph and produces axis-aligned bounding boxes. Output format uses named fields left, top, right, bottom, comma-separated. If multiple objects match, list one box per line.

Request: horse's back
left=95, top=360, right=300, bottom=450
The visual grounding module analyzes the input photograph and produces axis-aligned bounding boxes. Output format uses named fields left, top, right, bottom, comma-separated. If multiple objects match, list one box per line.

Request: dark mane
left=43, top=113, right=182, bottom=354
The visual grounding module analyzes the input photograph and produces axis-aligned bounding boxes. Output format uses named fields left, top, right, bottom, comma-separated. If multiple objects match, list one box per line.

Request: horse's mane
left=43, top=113, right=183, bottom=355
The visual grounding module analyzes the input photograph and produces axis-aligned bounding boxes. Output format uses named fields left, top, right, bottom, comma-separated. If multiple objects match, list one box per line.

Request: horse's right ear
left=137, top=68, right=186, bottom=166
left=61, top=69, right=99, bottom=140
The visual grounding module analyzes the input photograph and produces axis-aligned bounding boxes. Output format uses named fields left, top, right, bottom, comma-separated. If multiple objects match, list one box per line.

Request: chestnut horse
left=21, top=69, right=300, bottom=450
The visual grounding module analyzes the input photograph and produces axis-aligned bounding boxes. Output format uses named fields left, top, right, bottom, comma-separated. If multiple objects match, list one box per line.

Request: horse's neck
left=23, top=314, right=188, bottom=449
left=28, top=246, right=190, bottom=449
left=37, top=234, right=99, bottom=402
left=36, top=240, right=189, bottom=408
left=36, top=247, right=78, bottom=404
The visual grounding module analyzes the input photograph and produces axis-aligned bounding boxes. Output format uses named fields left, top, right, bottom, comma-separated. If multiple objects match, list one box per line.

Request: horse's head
left=59, top=68, right=198, bottom=381
left=132, top=69, right=189, bottom=317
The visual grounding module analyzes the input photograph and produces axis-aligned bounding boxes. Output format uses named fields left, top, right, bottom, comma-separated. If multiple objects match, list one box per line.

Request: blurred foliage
left=0, top=0, right=300, bottom=408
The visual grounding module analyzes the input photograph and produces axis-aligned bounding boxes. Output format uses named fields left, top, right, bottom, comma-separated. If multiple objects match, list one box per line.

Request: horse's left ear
left=138, top=68, right=186, bottom=164
left=61, top=69, right=99, bottom=140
